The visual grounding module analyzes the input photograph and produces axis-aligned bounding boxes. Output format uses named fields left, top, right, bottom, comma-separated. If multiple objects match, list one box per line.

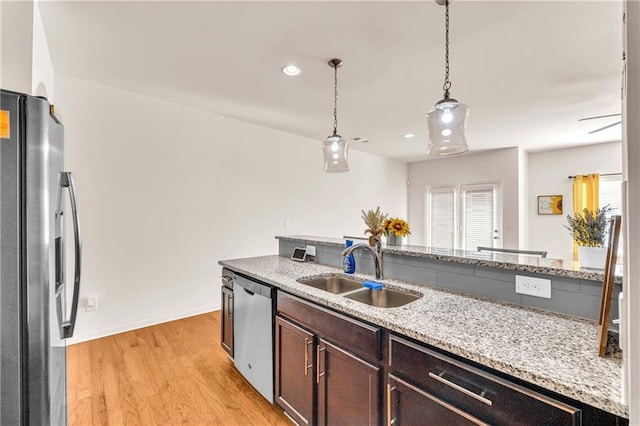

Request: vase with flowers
left=361, top=207, right=388, bottom=247
left=564, top=205, right=612, bottom=268
left=383, top=217, right=411, bottom=246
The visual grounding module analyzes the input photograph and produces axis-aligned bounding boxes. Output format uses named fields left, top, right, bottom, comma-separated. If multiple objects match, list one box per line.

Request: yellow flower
left=383, top=217, right=411, bottom=237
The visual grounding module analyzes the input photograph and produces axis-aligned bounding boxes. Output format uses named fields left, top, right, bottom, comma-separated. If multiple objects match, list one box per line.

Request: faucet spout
left=341, top=241, right=384, bottom=280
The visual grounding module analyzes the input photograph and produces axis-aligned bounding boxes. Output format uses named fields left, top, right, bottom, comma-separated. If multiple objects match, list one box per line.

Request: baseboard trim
left=66, top=305, right=217, bottom=345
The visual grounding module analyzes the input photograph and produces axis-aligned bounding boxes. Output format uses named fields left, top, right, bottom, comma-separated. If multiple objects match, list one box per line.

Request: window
left=599, top=175, right=623, bottom=256
left=461, top=184, right=498, bottom=251
left=427, top=187, right=456, bottom=249
left=426, top=183, right=501, bottom=251
left=600, top=175, right=622, bottom=215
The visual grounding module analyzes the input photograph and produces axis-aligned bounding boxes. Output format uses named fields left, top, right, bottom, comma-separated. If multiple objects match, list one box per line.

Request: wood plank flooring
left=67, top=311, right=292, bottom=425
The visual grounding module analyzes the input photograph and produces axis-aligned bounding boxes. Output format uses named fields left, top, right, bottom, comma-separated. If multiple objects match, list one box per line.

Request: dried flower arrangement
left=361, top=207, right=388, bottom=238
left=564, top=206, right=612, bottom=247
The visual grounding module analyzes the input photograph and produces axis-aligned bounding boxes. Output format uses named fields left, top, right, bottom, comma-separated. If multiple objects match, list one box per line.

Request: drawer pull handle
left=317, top=346, right=326, bottom=384
left=304, top=338, right=312, bottom=376
left=428, top=372, right=493, bottom=406
left=387, top=383, right=397, bottom=426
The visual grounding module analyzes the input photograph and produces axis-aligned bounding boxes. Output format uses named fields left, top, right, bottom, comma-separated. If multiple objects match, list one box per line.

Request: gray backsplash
left=279, top=240, right=621, bottom=321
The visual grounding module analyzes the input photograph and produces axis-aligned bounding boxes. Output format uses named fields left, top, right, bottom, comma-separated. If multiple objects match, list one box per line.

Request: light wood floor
left=67, top=311, right=292, bottom=425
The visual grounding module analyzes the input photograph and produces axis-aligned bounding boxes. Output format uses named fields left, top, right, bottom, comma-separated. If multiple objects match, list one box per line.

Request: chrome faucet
left=341, top=240, right=384, bottom=280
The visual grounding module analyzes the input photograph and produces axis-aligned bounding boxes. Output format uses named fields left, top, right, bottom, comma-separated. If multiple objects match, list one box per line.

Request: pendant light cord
left=443, top=0, right=452, bottom=99
left=333, top=64, right=339, bottom=137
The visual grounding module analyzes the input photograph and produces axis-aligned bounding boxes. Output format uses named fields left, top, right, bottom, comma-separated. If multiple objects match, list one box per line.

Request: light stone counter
left=219, top=254, right=626, bottom=418
left=276, top=235, right=622, bottom=282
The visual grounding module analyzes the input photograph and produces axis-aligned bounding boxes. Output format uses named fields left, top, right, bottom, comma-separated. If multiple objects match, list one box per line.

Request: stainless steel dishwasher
left=233, top=273, right=274, bottom=403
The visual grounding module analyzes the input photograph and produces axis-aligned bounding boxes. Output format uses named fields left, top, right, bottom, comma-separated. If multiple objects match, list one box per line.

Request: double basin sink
left=297, top=275, right=421, bottom=308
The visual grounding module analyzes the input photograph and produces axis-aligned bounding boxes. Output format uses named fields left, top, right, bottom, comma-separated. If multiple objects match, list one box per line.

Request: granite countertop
left=219, top=254, right=626, bottom=418
left=276, top=235, right=622, bottom=282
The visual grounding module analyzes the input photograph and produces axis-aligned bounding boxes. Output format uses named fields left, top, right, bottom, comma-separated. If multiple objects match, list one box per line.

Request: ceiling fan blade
left=579, top=113, right=622, bottom=122
left=589, top=120, right=622, bottom=134
left=350, top=137, right=371, bottom=144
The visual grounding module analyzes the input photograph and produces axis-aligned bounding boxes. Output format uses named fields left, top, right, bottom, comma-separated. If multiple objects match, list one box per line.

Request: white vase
left=578, top=246, right=607, bottom=269
left=386, top=233, right=404, bottom=246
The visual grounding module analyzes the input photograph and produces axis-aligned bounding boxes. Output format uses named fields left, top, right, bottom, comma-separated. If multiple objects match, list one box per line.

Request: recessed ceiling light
left=282, top=65, right=301, bottom=76
left=404, top=133, right=415, bottom=139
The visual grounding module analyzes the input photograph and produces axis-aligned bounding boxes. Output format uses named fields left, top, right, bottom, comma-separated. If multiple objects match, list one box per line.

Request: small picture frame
left=538, top=195, right=563, bottom=215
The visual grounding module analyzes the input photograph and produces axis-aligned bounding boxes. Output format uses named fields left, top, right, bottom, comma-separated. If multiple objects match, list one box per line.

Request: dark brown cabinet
left=388, top=374, right=487, bottom=426
left=275, top=291, right=382, bottom=426
left=317, top=338, right=380, bottom=426
left=388, top=335, right=581, bottom=426
left=275, top=316, right=314, bottom=426
left=220, top=272, right=233, bottom=356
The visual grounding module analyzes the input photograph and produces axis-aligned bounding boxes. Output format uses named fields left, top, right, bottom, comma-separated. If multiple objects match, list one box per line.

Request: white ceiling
left=39, top=1, right=624, bottom=162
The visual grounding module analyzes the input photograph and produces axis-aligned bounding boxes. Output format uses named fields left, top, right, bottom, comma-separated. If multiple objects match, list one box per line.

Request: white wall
left=407, top=148, right=521, bottom=249
left=527, top=142, right=622, bottom=260
left=1, top=1, right=33, bottom=92
left=0, top=1, right=54, bottom=99
left=31, top=2, right=54, bottom=101
left=55, top=74, right=407, bottom=344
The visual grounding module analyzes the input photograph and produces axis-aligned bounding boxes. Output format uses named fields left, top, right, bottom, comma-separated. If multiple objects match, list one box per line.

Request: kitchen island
left=277, top=235, right=622, bottom=321
left=219, top=254, right=626, bottom=420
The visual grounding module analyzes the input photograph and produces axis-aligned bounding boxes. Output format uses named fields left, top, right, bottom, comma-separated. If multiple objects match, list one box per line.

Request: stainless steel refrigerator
left=1, top=89, right=82, bottom=425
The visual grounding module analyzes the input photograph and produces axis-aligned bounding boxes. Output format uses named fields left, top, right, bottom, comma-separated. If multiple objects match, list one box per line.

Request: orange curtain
left=572, top=173, right=599, bottom=259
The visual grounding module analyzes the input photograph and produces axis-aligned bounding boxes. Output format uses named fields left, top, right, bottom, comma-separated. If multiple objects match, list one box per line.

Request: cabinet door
left=275, top=316, right=314, bottom=426
left=221, top=286, right=233, bottom=356
left=317, top=338, right=380, bottom=426
left=388, top=374, right=489, bottom=426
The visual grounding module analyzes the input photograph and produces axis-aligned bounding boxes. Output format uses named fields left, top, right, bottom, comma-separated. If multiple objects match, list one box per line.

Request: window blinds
left=599, top=175, right=623, bottom=255
left=429, top=188, right=455, bottom=249
left=462, top=186, right=496, bottom=252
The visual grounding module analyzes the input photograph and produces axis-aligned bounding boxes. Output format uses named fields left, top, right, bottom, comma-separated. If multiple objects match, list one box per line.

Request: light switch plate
left=86, top=296, right=98, bottom=312
left=515, top=275, right=551, bottom=299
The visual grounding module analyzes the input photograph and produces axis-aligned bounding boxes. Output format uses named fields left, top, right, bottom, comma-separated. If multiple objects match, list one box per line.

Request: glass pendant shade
left=323, top=135, right=349, bottom=173
left=426, top=99, right=470, bottom=156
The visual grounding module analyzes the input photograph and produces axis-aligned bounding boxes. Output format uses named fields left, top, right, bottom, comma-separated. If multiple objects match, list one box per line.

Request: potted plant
left=564, top=205, right=612, bottom=268
left=383, top=217, right=411, bottom=246
left=361, top=207, right=388, bottom=247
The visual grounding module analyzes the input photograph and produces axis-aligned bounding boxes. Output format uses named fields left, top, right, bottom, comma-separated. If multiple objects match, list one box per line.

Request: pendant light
left=426, top=0, right=470, bottom=156
left=323, top=58, right=349, bottom=173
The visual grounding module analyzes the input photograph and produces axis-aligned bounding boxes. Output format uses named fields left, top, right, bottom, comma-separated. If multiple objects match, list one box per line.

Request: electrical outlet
left=305, top=245, right=316, bottom=256
left=515, top=275, right=551, bottom=299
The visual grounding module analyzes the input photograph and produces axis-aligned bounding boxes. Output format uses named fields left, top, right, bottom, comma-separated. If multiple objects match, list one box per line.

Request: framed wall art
left=538, top=195, right=563, bottom=215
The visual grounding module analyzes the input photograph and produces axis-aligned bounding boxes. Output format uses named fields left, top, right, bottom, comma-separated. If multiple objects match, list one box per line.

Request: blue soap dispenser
left=343, top=240, right=356, bottom=274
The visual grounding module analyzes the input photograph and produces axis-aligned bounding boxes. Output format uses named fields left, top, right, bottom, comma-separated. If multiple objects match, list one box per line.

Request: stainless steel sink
left=344, top=287, right=422, bottom=308
left=297, top=275, right=363, bottom=294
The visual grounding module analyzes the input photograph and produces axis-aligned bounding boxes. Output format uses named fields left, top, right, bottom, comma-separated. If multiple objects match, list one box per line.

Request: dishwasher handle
left=233, top=274, right=273, bottom=299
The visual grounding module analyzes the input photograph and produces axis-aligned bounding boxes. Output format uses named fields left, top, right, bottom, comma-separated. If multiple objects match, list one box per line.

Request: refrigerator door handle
left=55, top=172, right=82, bottom=339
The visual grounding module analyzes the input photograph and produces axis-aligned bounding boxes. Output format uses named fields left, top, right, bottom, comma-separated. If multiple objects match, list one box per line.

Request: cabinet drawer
left=389, top=335, right=581, bottom=426
left=388, top=374, right=489, bottom=426
left=277, top=291, right=381, bottom=362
